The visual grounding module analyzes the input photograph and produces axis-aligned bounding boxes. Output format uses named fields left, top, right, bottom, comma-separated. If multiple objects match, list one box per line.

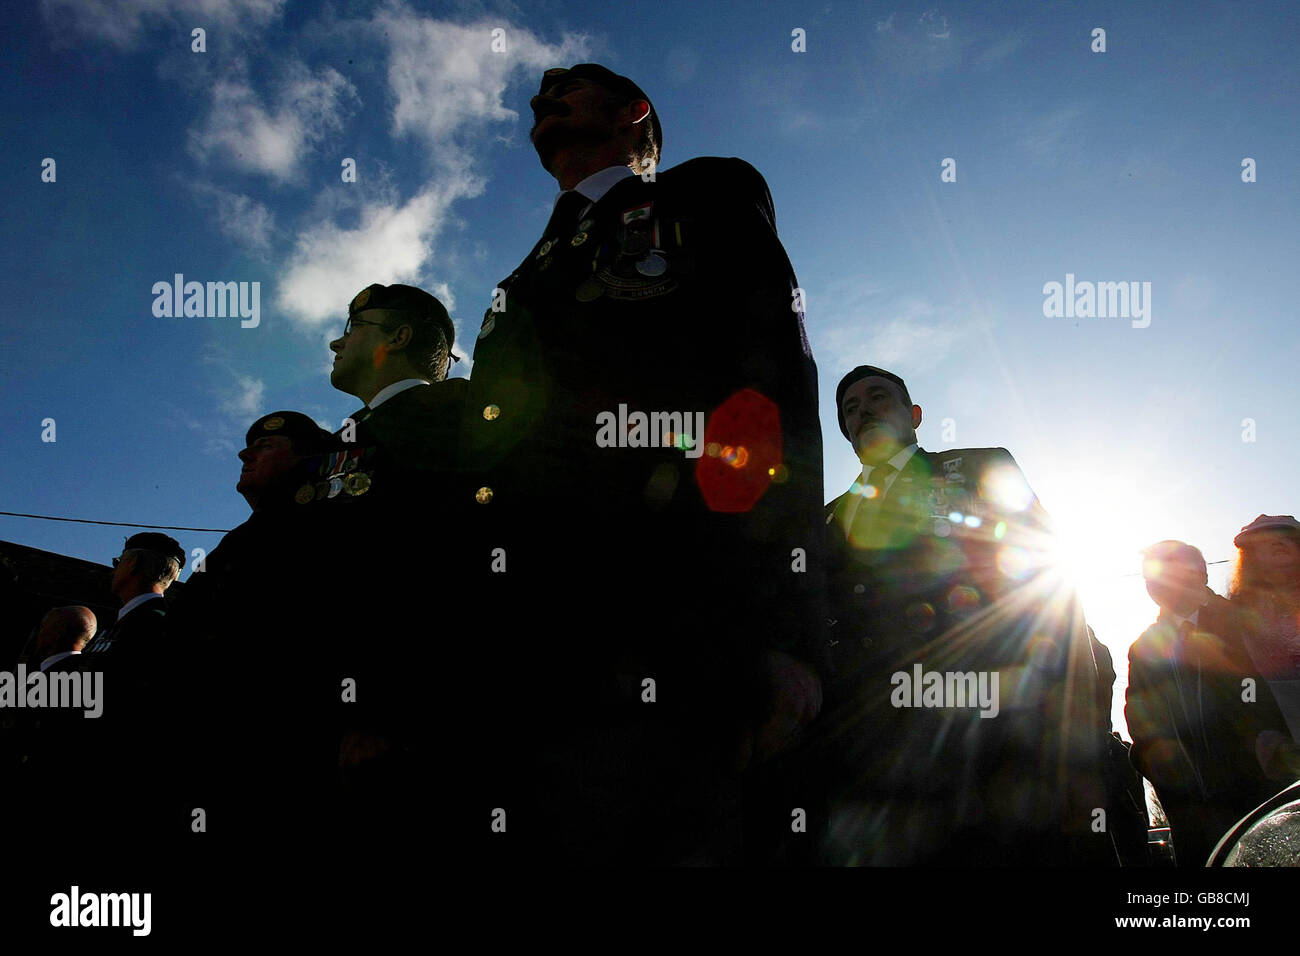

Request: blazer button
left=475, top=486, right=494, bottom=504
left=483, top=404, right=500, bottom=421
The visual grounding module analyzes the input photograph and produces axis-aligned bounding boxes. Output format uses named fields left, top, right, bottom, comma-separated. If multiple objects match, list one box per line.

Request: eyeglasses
left=341, top=315, right=392, bottom=338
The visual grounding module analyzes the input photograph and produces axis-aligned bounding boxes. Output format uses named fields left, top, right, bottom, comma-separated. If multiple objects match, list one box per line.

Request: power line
left=0, top=510, right=230, bottom=533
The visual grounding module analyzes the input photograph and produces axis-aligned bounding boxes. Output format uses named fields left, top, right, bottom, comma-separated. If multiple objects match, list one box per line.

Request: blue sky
left=3, top=0, right=1298, bottom=732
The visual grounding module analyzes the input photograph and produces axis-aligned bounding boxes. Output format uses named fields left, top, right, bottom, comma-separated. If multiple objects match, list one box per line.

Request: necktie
left=542, top=189, right=590, bottom=240
left=867, top=462, right=897, bottom=499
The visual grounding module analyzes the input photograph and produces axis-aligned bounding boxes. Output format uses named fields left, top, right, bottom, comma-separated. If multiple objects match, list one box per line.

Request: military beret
left=538, top=64, right=662, bottom=160
left=122, top=532, right=186, bottom=568
left=1234, top=514, right=1300, bottom=547
left=834, top=366, right=912, bottom=442
left=245, top=411, right=337, bottom=456
left=348, top=283, right=455, bottom=353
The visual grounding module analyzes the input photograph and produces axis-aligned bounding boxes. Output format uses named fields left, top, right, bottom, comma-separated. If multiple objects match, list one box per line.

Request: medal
left=575, top=277, right=605, bottom=301
left=314, top=481, right=330, bottom=501
left=294, top=484, right=315, bottom=505
left=621, top=230, right=650, bottom=257
left=635, top=253, right=667, bottom=277
left=328, top=476, right=344, bottom=498
left=343, top=473, right=371, bottom=496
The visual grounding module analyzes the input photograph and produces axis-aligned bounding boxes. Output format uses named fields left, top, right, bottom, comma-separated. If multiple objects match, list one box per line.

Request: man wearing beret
left=818, top=365, right=1108, bottom=865
left=329, top=282, right=465, bottom=484
left=461, top=64, right=825, bottom=864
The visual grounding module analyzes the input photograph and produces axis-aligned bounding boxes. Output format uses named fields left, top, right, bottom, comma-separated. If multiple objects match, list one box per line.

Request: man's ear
left=911, top=404, right=923, bottom=429
left=629, top=99, right=651, bottom=126
left=386, top=322, right=414, bottom=353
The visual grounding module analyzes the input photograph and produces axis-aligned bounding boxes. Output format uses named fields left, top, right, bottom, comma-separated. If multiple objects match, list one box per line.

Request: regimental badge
left=294, top=484, right=315, bottom=505
left=536, top=239, right=556, bottom=258
left=350, top=287, right=371, bottom=311
left=343, top=472, right=371, bottom=496
left=571, top=231, right=589, bottom=247
left=536, top=256, right=553, bottom=272
left=262, top=416, right=284, bottom=431
left=577, top=218, right=595, bottom=232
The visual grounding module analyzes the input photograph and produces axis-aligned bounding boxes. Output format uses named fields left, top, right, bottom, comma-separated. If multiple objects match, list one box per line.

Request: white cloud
left=376, top=10, right=590, bottom=160
left=189, top=63, right=357, bottom=181
left=221, top=375, right=266, bottom=417
left=275, top=9, right=589, bottom=331
left=275, top=183, right=468, bottom=327
left=41, top=0, right=285, bottom=50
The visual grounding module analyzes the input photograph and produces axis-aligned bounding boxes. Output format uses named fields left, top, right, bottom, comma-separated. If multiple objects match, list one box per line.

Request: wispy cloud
left=815, top=283, right=976, bottom=378
left=1017, top=104, right=1088, bottom=163
left=41, top=0, right=285, bottom=50
left=221, top=374, right=265, bottom=418
left=274, top=8, right=588, bottom=330
left=190, top=182, right=276, bottom=252
left=189, top=62, right=357, bottom=181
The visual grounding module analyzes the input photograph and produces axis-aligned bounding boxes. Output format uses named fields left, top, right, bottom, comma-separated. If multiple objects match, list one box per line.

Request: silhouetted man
left=820, top=365, right=1107, bottom=865
left=460, top=63, right=824, bottom=864
left=1127, top=539, right=1290, bottom=866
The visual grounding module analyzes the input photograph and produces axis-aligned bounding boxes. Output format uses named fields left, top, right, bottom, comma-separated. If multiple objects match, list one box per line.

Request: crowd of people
left=3, top=62, right=1297, bottom=868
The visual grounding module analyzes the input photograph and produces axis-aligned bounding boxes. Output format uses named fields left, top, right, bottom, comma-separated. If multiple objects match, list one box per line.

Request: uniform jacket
left=820, top=445, right=1107, bottom=864
left=457, top=157, right=824, bottom=863
left=1126, top=595, right=1291, bottom=865
left=461, top=157, right=824, bottom=710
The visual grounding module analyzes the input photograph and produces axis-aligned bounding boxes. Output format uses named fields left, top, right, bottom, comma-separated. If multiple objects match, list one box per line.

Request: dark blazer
left=456, top=158, right=825, bottom=863
left=354, top=378, right=466, bottom=476
left=1126, top=594, right=1291, bottom=865
left=819, top=445, right=1107, bottom=865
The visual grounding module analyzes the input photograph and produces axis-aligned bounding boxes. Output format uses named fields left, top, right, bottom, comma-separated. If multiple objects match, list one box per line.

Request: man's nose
left=237, top=446, right=254, bottom=462
left=329, top=336, right=344, bottom=353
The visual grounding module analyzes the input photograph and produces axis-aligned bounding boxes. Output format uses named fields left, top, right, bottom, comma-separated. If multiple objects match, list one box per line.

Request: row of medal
left=534, top=204, right=669, bottom=303
left=294, top=448, right=373, bottom=504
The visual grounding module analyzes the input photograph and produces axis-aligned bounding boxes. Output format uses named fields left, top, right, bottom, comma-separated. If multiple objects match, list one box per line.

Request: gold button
left=475, top=486, right=494, bottom=504
left=483, top=404, right=500, bottom=421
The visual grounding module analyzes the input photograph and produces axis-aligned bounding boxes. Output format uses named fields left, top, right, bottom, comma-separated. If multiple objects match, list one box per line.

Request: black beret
left=122, top=532, right=186, bottom=568
left=245, top=411, right=337, bottom=456
left=538, top=64, right=662, bottom=161
left=349, top=283, right=455, bottom=353
left=834, top=366, right=911, bottom=442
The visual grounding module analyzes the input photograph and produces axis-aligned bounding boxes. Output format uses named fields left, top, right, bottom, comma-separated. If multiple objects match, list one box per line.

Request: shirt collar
left=39, top=650, right=80, bottom=672
left=553, top=165, right=636, bottom=211
left=118, top=592, right=163, bottom=622
left=858, top=443, right=920, bottom=485
left=369, top=378, right=430, bottom=410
